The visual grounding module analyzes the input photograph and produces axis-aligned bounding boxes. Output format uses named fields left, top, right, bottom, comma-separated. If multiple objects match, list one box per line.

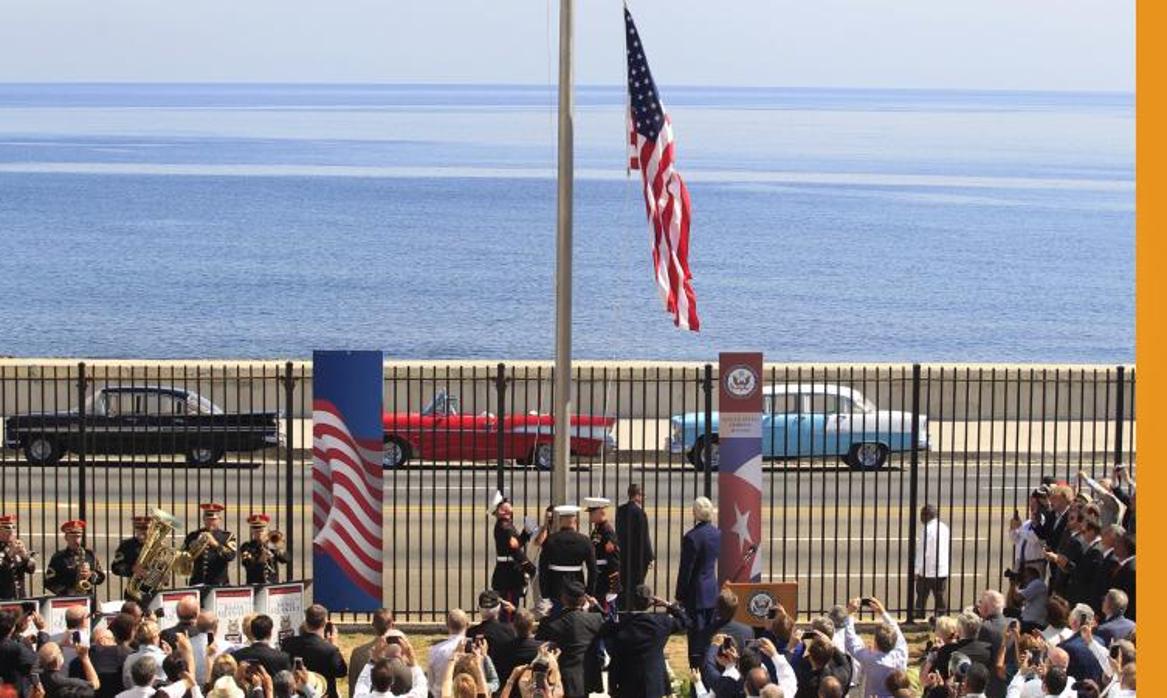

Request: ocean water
left=0, top=84, right=1133, bottom=362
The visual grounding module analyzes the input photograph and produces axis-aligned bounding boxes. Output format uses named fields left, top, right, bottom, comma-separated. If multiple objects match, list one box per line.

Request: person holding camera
left=533, top=582, right=604, bottom=698
left=499, top=645, right=563, bottom=698
left=233, top=617, right=290, bottom=679
left=427, top=611, right=471, bottom=698
left=347, top=611, right=396, bottom=698
left=1058, top=605, right=1105, bottom=687
left=600, top=584, right=688, bottom=698
left=279, top=607, right=344, bottom=698
left=839, top=597, right=906, bottom=698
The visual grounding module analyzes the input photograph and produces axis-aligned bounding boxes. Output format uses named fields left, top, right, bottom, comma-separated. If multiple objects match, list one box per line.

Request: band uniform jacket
left=0, top=539, right=36, bottom=599
left=534, top=607, right=605, bottom=698
left=110, top=537, right=143, bottom=578
left=603, top=605, right=690, bottom=698
left=240, top=540, right=288, bottom=585
left=538, top=529, right=596, bottom=602
left=45, top=547, right=106, bottom=596
left=590, top=521, right=621, bottom=599
left=615, top=501, right=654, bottom=593
left=675, top=521, right=720, bottom=610
left=491, top=519, right=534, bottom=594
left=184, top=528, right=237, bottom=586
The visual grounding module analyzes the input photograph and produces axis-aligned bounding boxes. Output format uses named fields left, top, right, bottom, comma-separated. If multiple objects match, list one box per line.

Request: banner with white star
left=717, top=352, right=764, bottom=584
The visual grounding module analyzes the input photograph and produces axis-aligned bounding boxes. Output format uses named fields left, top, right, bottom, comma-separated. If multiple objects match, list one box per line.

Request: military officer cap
left=61, top=519, right=86, bottom=534
left=247, top=513, right=271, bottom=529
left=488, top=491, right=508, bottom=516
left=132, top=515, right=151, bottom=530
left=582, top=497, right=611, bottom=511
left=553, top=504, right=580, bottom=517
left=200, top=503, right=225, bottom=520
left=0, top=514, right=16, bottom=531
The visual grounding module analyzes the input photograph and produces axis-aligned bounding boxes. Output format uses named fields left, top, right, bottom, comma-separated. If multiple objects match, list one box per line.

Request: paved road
left=0, top=452, right=1110, bottom=619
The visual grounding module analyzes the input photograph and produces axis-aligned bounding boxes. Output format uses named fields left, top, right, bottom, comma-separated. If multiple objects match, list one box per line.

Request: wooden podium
left=725, top=582, right=798, bottom=628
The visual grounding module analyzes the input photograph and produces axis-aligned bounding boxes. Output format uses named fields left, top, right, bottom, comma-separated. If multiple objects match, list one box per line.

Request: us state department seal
left=724, top=365, right=759, bottom=399
left=745, top=589, right=777, bottom=622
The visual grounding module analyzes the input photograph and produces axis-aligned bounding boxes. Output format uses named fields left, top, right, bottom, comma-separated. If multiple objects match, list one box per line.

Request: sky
left=0, top=0, right=1134, bottom=91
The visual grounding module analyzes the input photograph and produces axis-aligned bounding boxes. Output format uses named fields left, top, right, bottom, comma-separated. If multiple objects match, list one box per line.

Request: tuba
left=126, top=509, right=193, bottom=602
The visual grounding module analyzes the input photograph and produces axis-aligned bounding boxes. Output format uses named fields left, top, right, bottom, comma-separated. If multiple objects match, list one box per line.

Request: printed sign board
left=256, top=581, right=307, bottom=642
left=717, top=352, right=764, bottom=585
left=45, top=596, right=91, bottom=635
left=147, top=588, right=200, bottom=630
left=725, top=582, right=799, bottom=628
left=206, top=586, right=255, bottom=647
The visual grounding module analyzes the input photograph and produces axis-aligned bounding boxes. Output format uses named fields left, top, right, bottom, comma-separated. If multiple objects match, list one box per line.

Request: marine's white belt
left=549, top=564, right=583, bottom=572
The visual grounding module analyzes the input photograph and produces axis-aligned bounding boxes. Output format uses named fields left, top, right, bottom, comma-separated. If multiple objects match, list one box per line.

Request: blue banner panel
left=312, top=350, right=383, bottom=611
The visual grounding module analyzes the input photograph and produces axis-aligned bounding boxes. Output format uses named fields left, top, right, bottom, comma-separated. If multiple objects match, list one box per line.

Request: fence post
left=283, top=361, right=295, bottom=579
left=76, top=362, right=87, bottom=526
left=703, top=364, right=713, bottom=498
left=496, top=363, right=506, bottom=492
left=1114, top=366, right=1125, bottom=467
left=906, top=364, right=921, bottom=622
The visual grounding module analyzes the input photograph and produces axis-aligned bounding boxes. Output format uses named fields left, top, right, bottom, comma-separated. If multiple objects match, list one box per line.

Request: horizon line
left=0, top=80, right=1134, bottom=97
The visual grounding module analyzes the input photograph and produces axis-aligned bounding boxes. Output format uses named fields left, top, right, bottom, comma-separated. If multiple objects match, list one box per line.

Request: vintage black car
left=3, top=386, right=280, bottom=466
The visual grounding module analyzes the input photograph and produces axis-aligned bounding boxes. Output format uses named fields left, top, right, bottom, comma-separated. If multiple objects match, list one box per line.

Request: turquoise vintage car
left=669, top=383, right=928, bottom=471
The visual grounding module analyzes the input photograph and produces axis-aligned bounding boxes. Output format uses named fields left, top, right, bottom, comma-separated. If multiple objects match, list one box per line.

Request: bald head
left=37, top=642, right=63, bottom=671
left=65, top=606, right=87, bottom=629
left=177, top=596, right=200, bottom=621
left=1047, top=646, right=1069, bottom=670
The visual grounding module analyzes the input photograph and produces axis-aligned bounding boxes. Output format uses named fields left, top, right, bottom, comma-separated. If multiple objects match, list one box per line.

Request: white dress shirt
left=841, top=613, right=907, bottom=698
left=118, top=682, right=204, bottom=698
left=1005, top=671, right=1076, bottom=698
left=122, top=644, right=168, bottom=689
left=1011, top=520, right=1046, bottom=573
left=915, top=519, right=950, bottom=578
left=426, top=633, right=463, bottom=698
left=354, top=662, right=428, bottom=698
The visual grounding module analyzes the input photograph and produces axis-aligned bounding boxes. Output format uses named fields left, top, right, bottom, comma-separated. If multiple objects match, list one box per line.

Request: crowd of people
left=0, top=468, right=1137, bottom=698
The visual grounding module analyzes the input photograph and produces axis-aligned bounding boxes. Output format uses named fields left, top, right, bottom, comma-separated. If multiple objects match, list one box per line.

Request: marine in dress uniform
left=488, top=492, right=535, bottom=620
left=184, top=503, right=237, bottom=586
left=538, top=505, right=597, bottom=611
left=0, top=514, right=37, bottom=600
left=240, top=513, right=287, bottom=585
left=45, top=520, right=106, bottom=597
left=110, top=515, right=151, bottom=579
left=583, top=497, right=620, bottom=612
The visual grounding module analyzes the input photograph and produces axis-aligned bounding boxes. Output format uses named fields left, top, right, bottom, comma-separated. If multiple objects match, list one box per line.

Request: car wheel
left=24, top=436, right=62, bottom=466
left=689, top=435, right=720, bottom=472
left=845, top=442, right=888, bottom=470
left=382, top=437, right=411, bottom=469
left=530, top=443, right=553, bottom=471
left=186, top=447, right=224, bottom=466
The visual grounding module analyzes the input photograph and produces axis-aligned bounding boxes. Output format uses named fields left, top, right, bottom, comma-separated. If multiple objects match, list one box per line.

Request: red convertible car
left=381, top=390, right=616, bottom=469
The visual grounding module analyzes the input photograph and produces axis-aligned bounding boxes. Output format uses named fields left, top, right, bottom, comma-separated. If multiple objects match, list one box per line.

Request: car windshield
left=422, top=390, right=460, bottom=417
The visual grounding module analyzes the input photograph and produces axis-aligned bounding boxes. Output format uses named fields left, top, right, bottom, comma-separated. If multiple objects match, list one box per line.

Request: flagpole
left=552, top=0, right=573, bottom=510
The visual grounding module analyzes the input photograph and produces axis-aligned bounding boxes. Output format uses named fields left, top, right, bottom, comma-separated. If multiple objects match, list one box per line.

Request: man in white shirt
left=426, top=609, right=468, bottom=698
left=355, top=656, right=429, bottom=698
left=1004, top=646, right=1076, bottom=698
left=744, top=637, right=797, bottom=698
left=840, top=597, right=907, bottom=698
left=122, top=620, right=168, bottom=688
left=914, top=504, right=951, bottom=619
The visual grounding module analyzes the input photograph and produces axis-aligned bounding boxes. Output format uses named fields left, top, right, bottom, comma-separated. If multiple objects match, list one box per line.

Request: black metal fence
left=0, top=361, right=1135, bottom=621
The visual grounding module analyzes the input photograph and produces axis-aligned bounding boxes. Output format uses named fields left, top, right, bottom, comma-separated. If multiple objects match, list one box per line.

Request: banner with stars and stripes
left=312, top=350, right=384, bottom=610
left=717, top=352, right=764, bottom=584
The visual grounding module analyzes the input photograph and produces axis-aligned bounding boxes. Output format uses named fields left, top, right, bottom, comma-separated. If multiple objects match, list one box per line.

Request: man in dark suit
left=160, top=596, right=201, bottom=650
left=233, top=615, right=291, bottom=677
left=534, top=581, right=604, bottom=698
left=1095, top=589, right=1134, bottom=645
left=346, top=608, right=393, bottom=698
left=281, top=604, right=347, bottom=698
left=675, top=496, right=720, bottom=668
left=1111, top=532, right=1135, bottom=620
left=1047, top=506, right=1085, bottom=598
left=1095, top=524, right=1124, bottom=608
left=1060, top=605, right=1106, bottom=686
left=616, top=483, right=655, bottom=611
left=466, top=590, right=516, bottom=687
left=1064, top=517, right=1104, bottom=608
left=0, top=609, right=38, bottom=693
left=498, top=609, right=542, bottom=686
left=602, top=584, right=689, bottom=698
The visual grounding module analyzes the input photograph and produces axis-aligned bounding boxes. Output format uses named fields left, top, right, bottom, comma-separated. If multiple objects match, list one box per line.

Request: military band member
left=488, top=492, right=535, bottom=619
left=240, top=513, right=287, bottom=585
left=584, top=497, right=621, bottom=611
left=45, top=520, right=106, bottom=596
left=0, top=514, right=37, bottom=600
left=184, top=503, right=237, bottom=586
left=111, top=515, right=152, bottom=580
left=538, top=505, right=596, bottom=613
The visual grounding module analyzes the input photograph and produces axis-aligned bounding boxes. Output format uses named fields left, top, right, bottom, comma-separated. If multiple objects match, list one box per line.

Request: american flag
left=626, top=7, right=701, bottom=332
left=312, top=399, right=384, bottom=601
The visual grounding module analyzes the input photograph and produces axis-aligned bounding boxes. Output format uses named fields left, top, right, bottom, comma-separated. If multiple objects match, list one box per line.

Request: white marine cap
left=582, top=497, right=611, bottom=510
left=488, top=491, right=506, bottom=515
left=553, top=504, right=581, bottom=517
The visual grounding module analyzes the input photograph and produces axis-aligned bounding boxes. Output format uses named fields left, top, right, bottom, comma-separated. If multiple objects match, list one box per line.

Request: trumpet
left=267, top=530, right=285, bottom=549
